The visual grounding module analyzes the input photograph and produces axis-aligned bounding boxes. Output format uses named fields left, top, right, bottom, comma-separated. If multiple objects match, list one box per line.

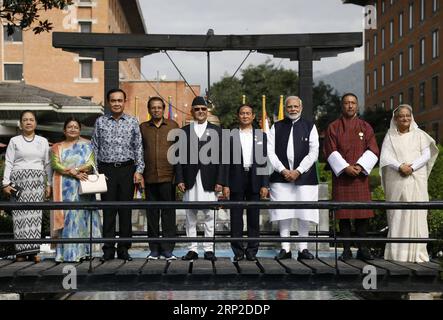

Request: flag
left=242, top=95, right=246, bottom=104
left=168, top=96, right=173, bottom=119
left=261, top=95, right=270, bottom=132
left=277, top=95, right=284, bottom=120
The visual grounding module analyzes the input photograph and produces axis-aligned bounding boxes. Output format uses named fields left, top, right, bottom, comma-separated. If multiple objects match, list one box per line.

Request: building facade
left=1, top=0, right=201, bottom=130
left=121, top=80, right=200, bottom=127
left=346, top=0, right=442, bottom=143
left=1, top=0, right=145, bottom=105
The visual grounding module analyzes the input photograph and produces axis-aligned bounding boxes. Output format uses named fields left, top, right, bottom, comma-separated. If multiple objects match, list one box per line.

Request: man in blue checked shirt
left=91, top=88, right=145, bottom=262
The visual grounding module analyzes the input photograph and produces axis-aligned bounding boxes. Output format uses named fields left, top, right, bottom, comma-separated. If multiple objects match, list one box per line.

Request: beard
left=288, top=112, right=301, bottom=121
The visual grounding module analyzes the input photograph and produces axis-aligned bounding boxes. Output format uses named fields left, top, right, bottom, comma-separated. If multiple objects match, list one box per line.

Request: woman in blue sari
left=51, top=117, right=101, bottom=262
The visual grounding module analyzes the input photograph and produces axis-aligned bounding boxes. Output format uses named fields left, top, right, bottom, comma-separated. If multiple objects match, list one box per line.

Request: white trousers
left=279, top=218, right=310, bottom=252
left=185, top=209, right=215, bottom=253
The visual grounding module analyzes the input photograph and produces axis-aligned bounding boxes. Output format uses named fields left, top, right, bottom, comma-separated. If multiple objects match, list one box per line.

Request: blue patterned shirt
left=91, top=113, right=145, bottom=173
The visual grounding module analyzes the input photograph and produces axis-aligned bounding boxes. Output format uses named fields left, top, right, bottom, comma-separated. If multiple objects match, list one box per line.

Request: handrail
left=1, top=200, right=443, bottom=210
left=1, top=200, right=441, bottom=274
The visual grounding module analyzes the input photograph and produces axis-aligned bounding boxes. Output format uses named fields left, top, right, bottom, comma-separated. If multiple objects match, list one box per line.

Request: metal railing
left=0, top=200, right=442, bottom=273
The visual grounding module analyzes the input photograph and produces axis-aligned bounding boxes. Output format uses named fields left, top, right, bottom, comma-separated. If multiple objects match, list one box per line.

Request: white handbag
left=79, top=165, right=108, bottom=195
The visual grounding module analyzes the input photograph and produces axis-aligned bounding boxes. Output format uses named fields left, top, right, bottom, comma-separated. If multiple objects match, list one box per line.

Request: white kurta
left=267, top=120, right=319, bottom=224
left=380, top=113, right=438, bottom=263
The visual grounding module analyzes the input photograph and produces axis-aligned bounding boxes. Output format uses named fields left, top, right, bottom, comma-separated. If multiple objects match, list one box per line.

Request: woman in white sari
left=380, top=104, right=438, bottom=263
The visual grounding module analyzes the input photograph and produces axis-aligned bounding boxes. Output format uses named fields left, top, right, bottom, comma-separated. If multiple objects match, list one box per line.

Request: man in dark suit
left=175, top=96, right=227, bottom=261
left=223, top=104, right=269, bottom=262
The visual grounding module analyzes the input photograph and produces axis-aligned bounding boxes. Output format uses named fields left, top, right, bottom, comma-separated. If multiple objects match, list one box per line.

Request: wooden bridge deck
left=0, top=257, right=441, bottom=293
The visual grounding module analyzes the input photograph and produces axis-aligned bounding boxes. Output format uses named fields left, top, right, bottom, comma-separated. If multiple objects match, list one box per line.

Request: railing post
left=88, top=209, right=93, bottom=273
left=315, top=224, right=319, bottom=259
left=332, top=209, right=338, bottom=273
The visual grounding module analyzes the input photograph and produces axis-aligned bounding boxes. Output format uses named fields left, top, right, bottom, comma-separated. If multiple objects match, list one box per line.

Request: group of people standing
left=1, top=88, right=438, bottom=264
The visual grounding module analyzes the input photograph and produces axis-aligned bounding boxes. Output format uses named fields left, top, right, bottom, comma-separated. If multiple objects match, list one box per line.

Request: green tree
left=212, top=60, right=341, bottom=130
left=210, top=75, right=243, bottom=128
left=1, top=0, right=72, bottom=35
left=313, top=81, right=342, bottom=133
left=362, top=107, right=392, bottom=147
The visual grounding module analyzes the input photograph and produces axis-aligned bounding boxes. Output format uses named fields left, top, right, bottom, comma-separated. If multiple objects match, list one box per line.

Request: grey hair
left=394, top=104, right=413, bottom=117
left=285, top=96, right=303, bottom=107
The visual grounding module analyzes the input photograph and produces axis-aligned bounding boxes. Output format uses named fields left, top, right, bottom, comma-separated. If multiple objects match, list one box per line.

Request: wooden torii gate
left=52, top=32, right=362, bottom=120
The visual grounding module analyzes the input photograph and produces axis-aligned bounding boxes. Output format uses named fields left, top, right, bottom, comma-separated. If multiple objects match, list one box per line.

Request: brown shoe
left=33, top=255, right=41, bottom=263
left=15, top=256, right=26, bottom=262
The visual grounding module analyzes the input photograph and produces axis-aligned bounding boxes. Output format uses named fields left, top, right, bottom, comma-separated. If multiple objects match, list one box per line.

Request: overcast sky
left=139, top=0, right=365, bottom=92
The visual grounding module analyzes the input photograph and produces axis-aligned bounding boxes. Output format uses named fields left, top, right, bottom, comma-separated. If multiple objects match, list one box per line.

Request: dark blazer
left=174, top=122, right=227, bottom=191
left=226, top=128, right=270, bottom=193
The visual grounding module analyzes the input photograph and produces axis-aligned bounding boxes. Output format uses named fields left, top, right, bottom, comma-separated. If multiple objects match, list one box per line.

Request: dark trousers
left=339, top=218, right=369, bottom=251
left=230, top=170, right=260, bottom=257
left=100, top=164, right=135, bottom=255
left=146, top=182, right=176, bottom=254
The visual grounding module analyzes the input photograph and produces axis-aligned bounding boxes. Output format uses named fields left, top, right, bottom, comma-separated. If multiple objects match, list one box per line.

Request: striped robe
left=323, top=117, right=379, bottom=219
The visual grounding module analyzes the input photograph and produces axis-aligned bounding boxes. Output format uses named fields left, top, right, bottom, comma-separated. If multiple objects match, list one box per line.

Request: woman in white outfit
left=380, top=104, right=438, bottom=263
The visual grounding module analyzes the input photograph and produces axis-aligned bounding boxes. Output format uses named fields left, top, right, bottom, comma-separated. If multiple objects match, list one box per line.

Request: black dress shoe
left=275, top=249, right=292, bottom=260
left=297, top=249, right=314, bottom=261
left=117, top=252, right=133, bottom=261
left=339, top=249, right=353, bottom=261
left=233, top=254, right=244, bottom=262
left=245, top=252, right=257, bottom=261
left=182, top=250, right=198, bottom=261
left=100, top=252, right=115, bottom=262
left=356, top=248, right=374, bottom=260
left=204, top=251, right=217, bottom=261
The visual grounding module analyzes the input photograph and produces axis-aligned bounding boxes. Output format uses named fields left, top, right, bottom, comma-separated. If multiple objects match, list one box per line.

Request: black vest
left=270, top=117, right=318, bottom=185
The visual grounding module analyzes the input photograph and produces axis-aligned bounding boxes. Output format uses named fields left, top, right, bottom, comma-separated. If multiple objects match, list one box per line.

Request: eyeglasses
left=193, top=107, right=208, bottom=112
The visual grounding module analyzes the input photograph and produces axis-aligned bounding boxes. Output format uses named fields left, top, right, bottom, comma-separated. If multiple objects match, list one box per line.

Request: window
left=432, top=122, right=439, bottom=144
left=366, top=41, right=370, bottom=61
left=408, top=87, right=414, bottom=108
left=79, top=21, right=92, bottom=33
left=420, top=38, right=425, bottom=65
left=389, top=20, right=394, bottom=44
left=432, top=29, right=439, bottom=59
left=366, top=74, right=370, bottom=94
left=79, top=59, right=93, bottom=79
left=399, top=52, right=403, bottom=77
left=381, top=28, right=385, bottom=50
left=432, top=76, right=439, bottom=105
left=399, top=12, right=403, bottom=38
left=432, top=0, right=438, bottom=13
left=381, top=64, right=385, bottom=87
left=419, top=82, right=425, bottom=110
left=390, top=96, right=394, bottom=110
left=382, top=101, right=386, bottom=110
left=408, top=45, right=414, bottom=71
left=374, top=69, right=378, bottom=91
left=390, top=58, right=394, bottom=81
left=381, top=0, right=385, bottom=14
left=373, top=34, right=377, bottom=55
left=399, top=92, right=404, bottom=104
left=4, top=64, right=23, bottom=81
left=420, top=0, right=425, bottom=21
left=3, top=26, right=22, bottom=42
left=409, top=3, right=414, bottom=30
left=80, top=96, right=92, bottom=101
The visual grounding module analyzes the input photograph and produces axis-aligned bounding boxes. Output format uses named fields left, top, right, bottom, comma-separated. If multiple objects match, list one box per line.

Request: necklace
left=22, top=134, right=35, bottom=143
